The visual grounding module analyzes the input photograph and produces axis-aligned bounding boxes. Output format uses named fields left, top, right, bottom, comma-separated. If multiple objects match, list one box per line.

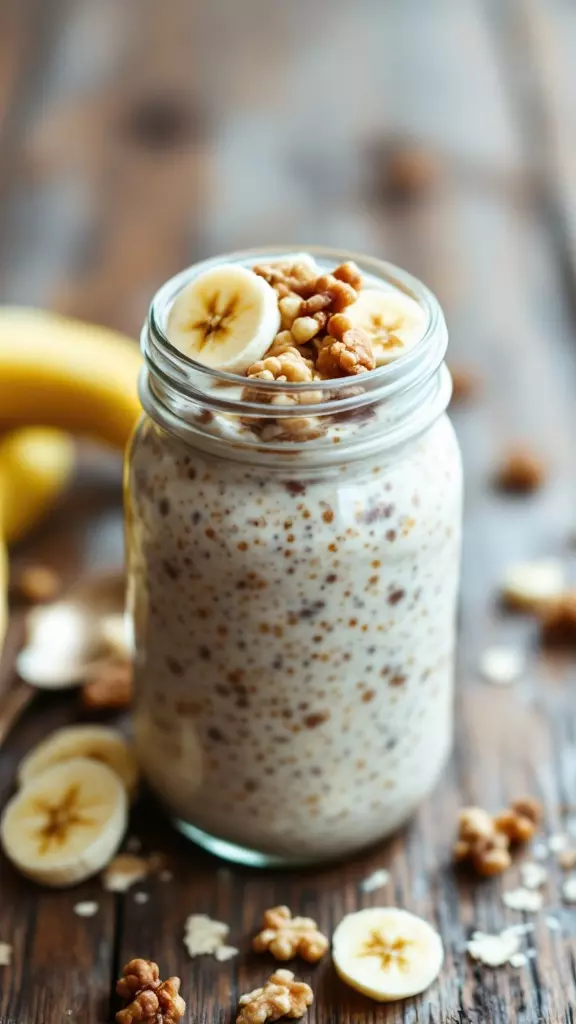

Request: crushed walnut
left=246, top=351, right=314, bottom=383
left=237, top=969, right=313, bottom=1024
left=116, top=958, right=185, bottom=1024
left=82, top=656, right=133, bottom=710
left=454, top=799, right=542, bottom=876
left=252, top=905, right=328, bottom=963
left=493, top=797, right=542, bottom=843
left=316, top=329, right=375, bottom=378
left=539, top=591, right=576, bottom=647
left=495, top=447, right=546, bottom=494
left=11, top=565, right=62, bottom=604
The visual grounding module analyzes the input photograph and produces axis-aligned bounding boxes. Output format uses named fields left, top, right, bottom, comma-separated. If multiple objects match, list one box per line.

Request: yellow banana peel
left=0, top=428, right=76, bottom=545
left=0, top=307, right=143, bottom=663
left=0, top=307, right=142, bottom=449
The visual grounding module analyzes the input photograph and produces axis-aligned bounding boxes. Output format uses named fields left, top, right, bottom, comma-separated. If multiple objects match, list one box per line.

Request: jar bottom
left=173, top=817, right=319, bottom=868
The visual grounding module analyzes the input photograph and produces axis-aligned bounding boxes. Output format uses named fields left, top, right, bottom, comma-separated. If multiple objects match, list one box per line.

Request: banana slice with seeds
left=1, top=757, right=127, bottom=887
left=332, top=907, right=443, bottom=1002
left=344, top=289, right=427, bottom=365
left=167, top=264, right=280, bottom=374
left=17, top=725, right=139, bottom=796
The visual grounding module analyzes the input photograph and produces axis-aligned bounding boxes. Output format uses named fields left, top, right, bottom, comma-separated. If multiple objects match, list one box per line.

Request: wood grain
left=1, top=1, right=576, bottom=1022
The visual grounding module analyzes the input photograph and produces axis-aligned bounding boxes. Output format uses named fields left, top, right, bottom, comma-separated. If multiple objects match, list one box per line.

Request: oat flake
left=466, top=928, right=520, bottom=967
left=509, top=952, right=528, bottom=968
left=520, top=861, right=547, bottom=890
left=103, top=854, right=149, bottom=893
left=562, top=877, right=576, bottom=903
left=359, top=868, right=390, bottom=893
left=502, top=887, right=543, bottom=913
left=184, top=913, right=234, bottom=958
left=134, top=892, right=149, bottom=904
left=73, top=901, right=99, bottom=917
left=0, top=942, right=12, bottom=966
left=548, top=834, right=569, bottom=853
left=480, top=646, right=525, bottom=686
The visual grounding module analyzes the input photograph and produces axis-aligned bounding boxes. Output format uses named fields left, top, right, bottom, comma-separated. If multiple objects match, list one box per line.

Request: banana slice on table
left=1, top=757, right=127, bottom=887
left=332, top=907, right=444, bottom=1002
left=17, top=725, right=139, bottom=796
left=167, top=263, right=281, bottom=374
left=344, top=289, right=427, bottom=365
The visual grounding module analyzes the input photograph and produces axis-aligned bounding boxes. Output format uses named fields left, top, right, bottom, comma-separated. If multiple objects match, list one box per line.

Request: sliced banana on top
left=17, top=725, right=139, bottom=796
left=344, top=289, right=427, bottom=365
left=332, top=907, right=444, bottom=1002
left=1, top=757, right=127, bottom=887
left=167, top=264, right=281, bottom=374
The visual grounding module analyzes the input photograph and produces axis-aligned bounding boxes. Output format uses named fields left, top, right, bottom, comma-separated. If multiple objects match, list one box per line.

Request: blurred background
left=1, top=0, right=575, bottom=587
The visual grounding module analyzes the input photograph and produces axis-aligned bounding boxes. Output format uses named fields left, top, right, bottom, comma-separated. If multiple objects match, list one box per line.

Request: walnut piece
left=495, top=447, right=545, bottom=494
left=493, top=797, right=542, bottom=843
left=453, top=807, right=512, bottom=876
left=454, top=799, right=542, bottom=876
left=82, top=656, right=133, bottom=710
left=247, top=351, right=314, bottom=383
left=237, top=969, right=313, bottom=1024
left=116, top=960, right=185, bottom=1024
left=252, top=905, right=328, bottom=963
left=116, top=959, right=160, bottom=1001
left=11, top=565, right=62, bottom=603
left=539, top=591, right=576, bottom=647
left=316, top=329, right=375, bottom=377
left=374, top=139, right=440, bottom=202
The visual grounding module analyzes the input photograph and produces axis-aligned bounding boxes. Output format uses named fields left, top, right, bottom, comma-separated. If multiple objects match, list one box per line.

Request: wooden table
left=2, top=1, right=576, bottom=1021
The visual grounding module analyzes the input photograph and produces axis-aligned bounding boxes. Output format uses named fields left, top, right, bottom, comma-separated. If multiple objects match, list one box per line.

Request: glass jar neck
left=140, top=247, right=451, bottom=468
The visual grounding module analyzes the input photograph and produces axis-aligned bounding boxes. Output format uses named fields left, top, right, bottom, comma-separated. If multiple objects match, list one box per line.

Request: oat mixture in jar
left=126, top=248, right=463, bottom=865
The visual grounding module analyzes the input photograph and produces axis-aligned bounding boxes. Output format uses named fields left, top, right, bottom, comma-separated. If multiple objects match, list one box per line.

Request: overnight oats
left=126, top=248, right=462, bottom=865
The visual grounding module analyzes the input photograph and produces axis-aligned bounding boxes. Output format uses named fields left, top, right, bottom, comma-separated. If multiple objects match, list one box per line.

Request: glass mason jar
left=125, top=247, right=463, bottom=866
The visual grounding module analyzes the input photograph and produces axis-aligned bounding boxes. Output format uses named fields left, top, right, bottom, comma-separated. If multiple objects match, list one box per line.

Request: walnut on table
left=539, top=591, right=576, bottom=647
left=454, top=798, right=542, bottom=876
left=82, top=656, right=133, bottom=710
left=237, top=969, right=313, bottom=1024
left=495, top=447, right=546, bottom=494
left=252, top=905, right=329, bottom=963
left=116, top=958, right=185, bottom=1024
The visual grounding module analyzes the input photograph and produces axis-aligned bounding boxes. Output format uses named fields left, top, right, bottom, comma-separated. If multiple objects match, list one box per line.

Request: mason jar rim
left=144, top=246, right=447, bottom=413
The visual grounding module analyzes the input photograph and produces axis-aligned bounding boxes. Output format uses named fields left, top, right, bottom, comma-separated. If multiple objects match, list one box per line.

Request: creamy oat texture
left=127, top=398, right=462, bottom=859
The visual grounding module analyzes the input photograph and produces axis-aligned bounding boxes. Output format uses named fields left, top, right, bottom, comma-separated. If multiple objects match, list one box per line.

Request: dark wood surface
left=1, top=1, right=576, bottom=1021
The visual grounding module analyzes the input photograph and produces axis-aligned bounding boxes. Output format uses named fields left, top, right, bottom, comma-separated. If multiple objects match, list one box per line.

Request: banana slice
left=167, top=264, right=280, bottom=373
left=332, top=907, right=443, bottom=1002
left=17, top=725, right=139, bottom=796
left=1, top=757, right=127, bottom=887
left=344, top=289, right=427, bottom=365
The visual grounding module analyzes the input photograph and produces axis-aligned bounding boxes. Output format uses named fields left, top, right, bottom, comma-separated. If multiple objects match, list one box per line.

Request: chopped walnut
left=237, top=969, right=313, bottom=1024
left=116, top=959, right=160, bottom=1001
left=453, top=807, right=512, bottom=876
left=333, top=260, right=363, bottom=289
left=11, top=565, right=62, bottom=604
left=82, top=656, right=133, bottom=710
left=493, top=798, right=542, bottom=843
left=252, top=905, right=328, bottom=963
left=539, top=591, right=576, bottom=647
left=116, top=959, right=185, bottom=1024
left=495, top=447, right=546, bottom=494
left=316, top=329, right=375, bottom=377
left=278, top=294, right=303, bottom=330
left=254, top=260, right=318, bottom=299
left=455, top=799, right=542, bottom=876
left=247, top=351, right=314, bottom=384
left=374, top=139, right=440, bottom=202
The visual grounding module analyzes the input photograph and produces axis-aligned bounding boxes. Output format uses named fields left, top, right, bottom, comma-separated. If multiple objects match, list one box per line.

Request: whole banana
left=0, top=307, right=142, bottom=448
left=0, top=308, right=142, bottom=655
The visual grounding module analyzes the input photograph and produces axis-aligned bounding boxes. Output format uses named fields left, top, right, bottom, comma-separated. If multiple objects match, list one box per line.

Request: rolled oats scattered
left=183, top=913, right=237, bottom=960
left=502, top=888, right=543, bottom=913
left=0, top=942, right=12, bottom=966
left=103, top=854, right=149, bottom=893
left=74, top=901, right=100, bottom=917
